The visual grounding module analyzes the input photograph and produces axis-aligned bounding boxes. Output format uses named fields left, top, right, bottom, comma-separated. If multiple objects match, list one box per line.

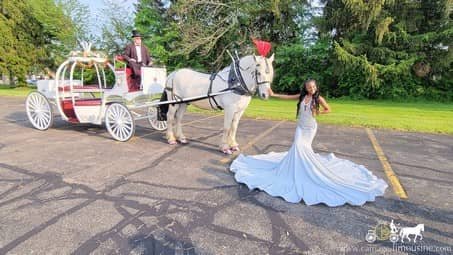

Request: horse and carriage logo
left=366, top=220, right=425, bottom=244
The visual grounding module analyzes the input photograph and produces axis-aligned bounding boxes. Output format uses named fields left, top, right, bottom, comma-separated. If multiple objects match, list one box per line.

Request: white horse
left=399, top=224, right=424, bottom=243
left=162, top=54, right=274, bottom=154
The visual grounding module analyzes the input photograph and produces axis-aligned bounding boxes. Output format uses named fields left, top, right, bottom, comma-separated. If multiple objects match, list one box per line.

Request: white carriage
left=25, top=48, right=168, bottom=141
left=25, top=44, right=272, bottom=147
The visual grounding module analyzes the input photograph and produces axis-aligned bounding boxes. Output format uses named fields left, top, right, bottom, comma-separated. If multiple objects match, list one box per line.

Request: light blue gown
left=230, top=98, right=388, bottom=206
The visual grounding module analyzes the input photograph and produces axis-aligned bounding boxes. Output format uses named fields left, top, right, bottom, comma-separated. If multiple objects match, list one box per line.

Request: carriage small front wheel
left=25, top=91, right=53, bottom=130
left=147, top=101, right=167, bottom=131
left=389, top=233, right=399, bottom=243
left=366, top=230, right=377, bottom=243
left=105, top=103, right=135, bottom=141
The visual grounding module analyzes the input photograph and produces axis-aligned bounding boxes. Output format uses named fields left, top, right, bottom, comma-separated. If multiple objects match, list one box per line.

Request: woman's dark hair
left=296, top=79, right=320, bottom=118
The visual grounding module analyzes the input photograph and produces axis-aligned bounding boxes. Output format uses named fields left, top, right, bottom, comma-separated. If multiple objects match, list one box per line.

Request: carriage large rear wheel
left=147, top=100, right=167, bottom=131
left=25, top=91, right=53, bottom=130
left=105, top=103, right=135, bottom=141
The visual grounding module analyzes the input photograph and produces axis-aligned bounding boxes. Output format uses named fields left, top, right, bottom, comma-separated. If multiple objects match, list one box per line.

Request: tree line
left=1, top=0, right=451, bottom=101
left=0, top=0, right=131, bottom=85
left=135, top=0, right=452, bottom=100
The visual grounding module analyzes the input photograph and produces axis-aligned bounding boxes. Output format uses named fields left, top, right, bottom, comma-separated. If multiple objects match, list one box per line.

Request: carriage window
left=70, top=63, right=115, bottom=89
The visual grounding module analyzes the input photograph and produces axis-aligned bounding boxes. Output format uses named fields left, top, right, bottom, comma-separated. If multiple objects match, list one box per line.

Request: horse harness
left=165, top=54, right=267, bottom=111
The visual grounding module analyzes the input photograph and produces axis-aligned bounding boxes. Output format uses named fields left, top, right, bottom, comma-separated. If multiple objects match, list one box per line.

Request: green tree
left=97, top=0, right=135, bottom=57
left=135, top=0, right=308, bottom=70
left=0, top=0, right=75, bottom=85
left=319, top=0, right=453, bottom=100
left=56, top=0, right=94, bottom=46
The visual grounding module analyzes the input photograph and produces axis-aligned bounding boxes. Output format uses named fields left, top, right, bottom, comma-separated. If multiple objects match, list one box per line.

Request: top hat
left=131, top=30, right=142, bottom=38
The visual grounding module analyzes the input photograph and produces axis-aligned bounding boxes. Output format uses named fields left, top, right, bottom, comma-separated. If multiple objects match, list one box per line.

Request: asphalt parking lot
left=0, top=96, right=452, bottom=254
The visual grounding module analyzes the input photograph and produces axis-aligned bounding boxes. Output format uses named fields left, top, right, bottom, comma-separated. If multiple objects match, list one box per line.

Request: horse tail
left=157, top=71, right=177, bottom=121
left=158, top=91, right=168, bottom=121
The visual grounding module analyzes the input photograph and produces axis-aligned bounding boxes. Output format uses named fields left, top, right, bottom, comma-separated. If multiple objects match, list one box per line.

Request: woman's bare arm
left=319, top=96, right=331, bottom=114
left=268, top=88, right=300, bottom=100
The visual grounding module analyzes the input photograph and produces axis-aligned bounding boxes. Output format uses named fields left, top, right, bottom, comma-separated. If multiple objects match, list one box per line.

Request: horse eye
left=256, top=64, right=261, bottom=67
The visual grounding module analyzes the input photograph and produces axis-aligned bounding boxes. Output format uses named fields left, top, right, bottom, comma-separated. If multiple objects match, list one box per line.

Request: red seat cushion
left=58, top=85, right=100, bottom=91
left=74, top=99, right=102, bottom=106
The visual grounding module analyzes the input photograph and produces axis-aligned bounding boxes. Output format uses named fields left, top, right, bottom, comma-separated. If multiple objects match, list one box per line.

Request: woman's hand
left=319, top=96, right=331, bottom=114
left=268, top=88, right=275, bottom=97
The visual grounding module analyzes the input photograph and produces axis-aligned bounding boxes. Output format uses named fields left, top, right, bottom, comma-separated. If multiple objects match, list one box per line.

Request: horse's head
left=234, top=54, right=274, bottom=99
left=253, top=54, right=275, bottom=100
left=419, top=224, right=424, bottom=232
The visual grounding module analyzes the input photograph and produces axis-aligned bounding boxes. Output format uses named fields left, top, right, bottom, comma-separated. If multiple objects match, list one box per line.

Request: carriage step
left=67, top=117, right=79, bottom=123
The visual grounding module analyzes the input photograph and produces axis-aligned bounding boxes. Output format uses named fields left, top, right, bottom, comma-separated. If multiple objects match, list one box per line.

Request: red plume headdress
left=253, top=39, right=271, bottom=57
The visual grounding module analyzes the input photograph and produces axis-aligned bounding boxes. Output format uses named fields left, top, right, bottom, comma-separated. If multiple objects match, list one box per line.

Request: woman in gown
left=230, top=80, right=388, bottom=206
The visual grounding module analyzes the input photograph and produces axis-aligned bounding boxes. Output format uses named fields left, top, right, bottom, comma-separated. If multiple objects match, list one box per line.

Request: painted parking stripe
left=220, top=120, right=286, bottom=164
left=366, top=128, right=408, bottom=199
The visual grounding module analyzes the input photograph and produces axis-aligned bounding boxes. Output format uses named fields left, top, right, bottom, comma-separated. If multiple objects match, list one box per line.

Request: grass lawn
left=1, top=86, right=452, bottom=134
left=0, top=86, right=34, bottom=97
left=190, top=97, right=453, bottom=135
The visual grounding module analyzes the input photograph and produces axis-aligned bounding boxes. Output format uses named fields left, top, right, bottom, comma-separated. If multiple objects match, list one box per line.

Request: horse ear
left=268, top=53, right=275, bottom=62
left=253, top=55, right=257, bottom=62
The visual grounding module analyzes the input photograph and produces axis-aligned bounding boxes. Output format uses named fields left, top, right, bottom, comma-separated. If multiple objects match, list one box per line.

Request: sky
left=75, top=0, right=323, bottom=39
left=79, top=0, right=137, bottom=12
left=77, top=0, right=137, bottom=34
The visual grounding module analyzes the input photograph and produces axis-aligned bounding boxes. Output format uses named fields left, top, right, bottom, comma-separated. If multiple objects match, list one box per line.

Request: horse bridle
left=254, top=57, right=272, bottom=85
left=232, top=56, right=271, bottom=96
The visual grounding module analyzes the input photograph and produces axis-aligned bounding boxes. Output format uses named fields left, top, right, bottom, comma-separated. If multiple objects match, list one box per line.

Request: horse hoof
left=230, top=146, right=240, bottom=152
left=178, top=138, right=188, bottom=144
left=222, top=149, right=233, bottom=155
left=168, top=140, right=177, bottom=145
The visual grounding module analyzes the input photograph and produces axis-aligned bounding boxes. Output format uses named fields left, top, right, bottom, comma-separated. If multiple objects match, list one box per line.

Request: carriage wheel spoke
left=30, top=95, right=38, bottom=106
left=112, top=124, right=119, bottom=134
left=38, top=118, right=44, bottom=129
left=120, top=127, right=127, bottom=139
left=111, top=106, right=118, bottom=117
left=42, top=111, right=51, bottom=118
left=108, top=111, right=117, bottom=120
left=123, top=124, right=131, bottom=131
left=28, top=102, right=37, bottom=110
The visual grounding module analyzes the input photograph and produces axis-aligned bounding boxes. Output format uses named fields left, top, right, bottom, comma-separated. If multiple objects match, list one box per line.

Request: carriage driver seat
left=115, top=55, right=140, bottom=92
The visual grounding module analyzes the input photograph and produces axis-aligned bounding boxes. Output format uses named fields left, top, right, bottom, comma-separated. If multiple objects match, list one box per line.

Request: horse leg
left=229, top=110, right=244, bottom=151
left=175, top=103, right=188, bottom=144
left=221, top=108, right=235, bottom=154
left=166, top=104, right=178, bottom=145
